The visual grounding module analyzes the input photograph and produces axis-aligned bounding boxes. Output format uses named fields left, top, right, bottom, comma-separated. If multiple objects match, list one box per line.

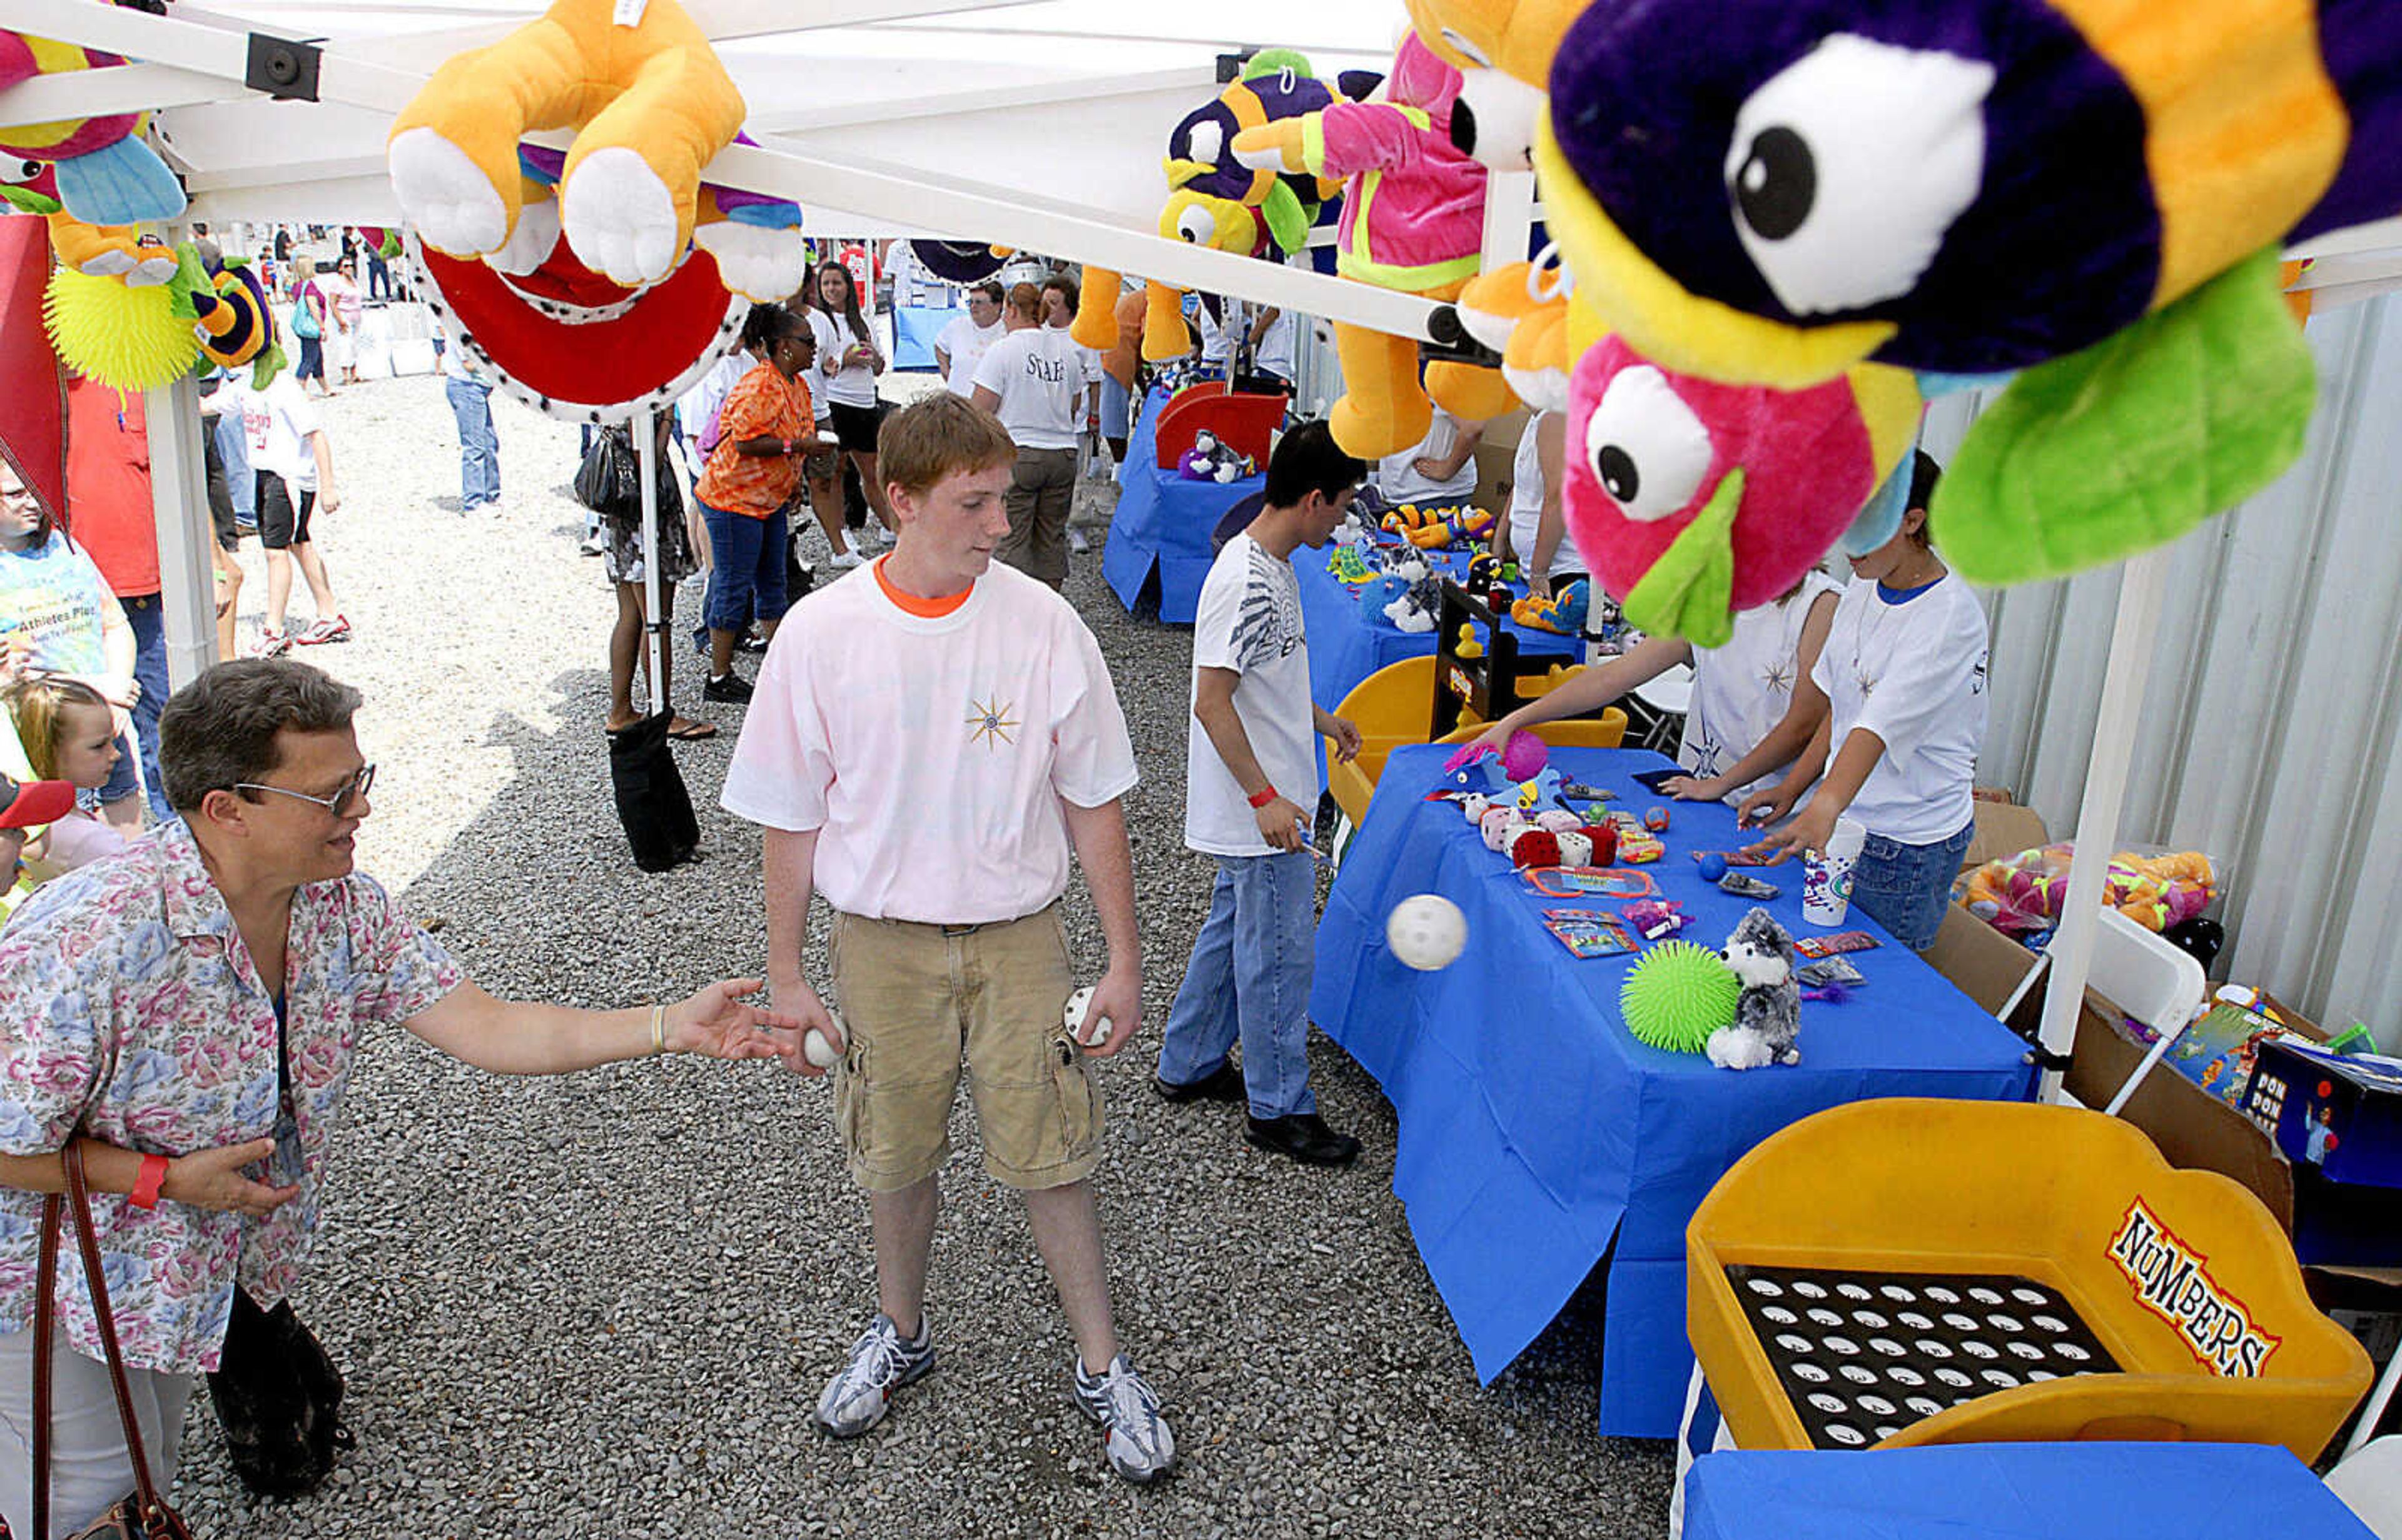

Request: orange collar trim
left=873, top=555, right=973, bottom=617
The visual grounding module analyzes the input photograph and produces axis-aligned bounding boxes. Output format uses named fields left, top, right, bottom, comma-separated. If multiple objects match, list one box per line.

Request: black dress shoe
left=1245, top=1113, right=1362, bottom=1167
left=1154, top=1061, right=1245, bottom=1105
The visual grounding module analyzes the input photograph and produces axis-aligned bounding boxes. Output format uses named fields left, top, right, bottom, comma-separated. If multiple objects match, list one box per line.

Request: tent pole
left=636, top=408, right=666, bottom=719
left=144, top=371, right=220, bottom=690
left=2032, top=549, right=2171, bottom=1102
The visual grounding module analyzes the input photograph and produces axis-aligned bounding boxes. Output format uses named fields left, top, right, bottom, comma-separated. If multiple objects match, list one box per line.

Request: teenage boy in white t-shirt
left=1709, top=453, right=1990, bottom=951
left=970, top=282, right=1085, bottom=587
left=1156, top=421, right=1369, bottom=1167
left=720, top=392, right=1173, bottom=1485
left=935, top=281, right=1006, bottom=397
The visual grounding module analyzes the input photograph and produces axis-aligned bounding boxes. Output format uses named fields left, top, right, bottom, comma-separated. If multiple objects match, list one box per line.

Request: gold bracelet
left=648, top=1003, right=666, bottom=1057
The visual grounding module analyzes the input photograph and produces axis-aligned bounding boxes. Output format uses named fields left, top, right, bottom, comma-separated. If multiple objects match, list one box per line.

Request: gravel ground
left=178, top=362, right=1673, bottom=1536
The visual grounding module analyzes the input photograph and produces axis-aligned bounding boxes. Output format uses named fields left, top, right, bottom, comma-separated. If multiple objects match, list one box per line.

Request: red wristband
left=1247, top=786, right=1279, bottom=809
left=129, top=1153, right=169, bottom=1211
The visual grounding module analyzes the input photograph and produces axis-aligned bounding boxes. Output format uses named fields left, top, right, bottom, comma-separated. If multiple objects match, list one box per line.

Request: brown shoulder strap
left=60, top=1143, right=175, bottom=1528
left=32, top=1183, right=59, bottom=1540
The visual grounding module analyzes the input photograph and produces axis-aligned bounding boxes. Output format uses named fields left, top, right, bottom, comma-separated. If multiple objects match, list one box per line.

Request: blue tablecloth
left=1685, top=1444, right=2375, bottom=1540
left=1311, top=745, right=2036, bottom=1437
left=1102, top=385, right=1264, bottom=624
left=1296, top=535, right=1581, bottom=714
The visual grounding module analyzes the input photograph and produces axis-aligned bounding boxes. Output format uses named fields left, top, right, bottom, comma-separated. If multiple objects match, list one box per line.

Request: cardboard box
left=1964, top=796, right=2052, bottom=871
left=1918, top=794, right=2052, bottom=1040
left=1473, top=408, right=1529, bottom=516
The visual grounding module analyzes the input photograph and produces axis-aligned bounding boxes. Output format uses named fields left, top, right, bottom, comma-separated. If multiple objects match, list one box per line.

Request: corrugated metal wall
left=1925, top=296, right=2402, bottom=1030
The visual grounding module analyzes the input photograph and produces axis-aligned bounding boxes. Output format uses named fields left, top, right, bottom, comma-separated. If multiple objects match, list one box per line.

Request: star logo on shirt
left=1857, top=667, right=1880, bottom=700
left=1761, top=659, right=1793, bottom=696
left=966, top=696, right=1019, bottom=750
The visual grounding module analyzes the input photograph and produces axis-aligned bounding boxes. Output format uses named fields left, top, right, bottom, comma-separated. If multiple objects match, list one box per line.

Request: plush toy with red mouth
left=1561, top=333, right=1920, bottom=647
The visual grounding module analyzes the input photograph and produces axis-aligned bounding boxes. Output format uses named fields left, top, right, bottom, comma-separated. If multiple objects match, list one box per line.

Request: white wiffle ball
left=1063, top=985, right=1112, bottom=1046
left=803, top=1025, right=841, bottom=1069
left=1387, top=894, right=1467, bottom=971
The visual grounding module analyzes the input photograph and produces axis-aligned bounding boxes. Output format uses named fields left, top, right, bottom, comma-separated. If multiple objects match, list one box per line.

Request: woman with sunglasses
left=0, top=659, right=801, bottom=1536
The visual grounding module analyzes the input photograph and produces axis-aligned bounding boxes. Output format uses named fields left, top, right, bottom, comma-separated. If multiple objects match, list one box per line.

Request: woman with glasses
left=0, top=659, right=801, bottom=1536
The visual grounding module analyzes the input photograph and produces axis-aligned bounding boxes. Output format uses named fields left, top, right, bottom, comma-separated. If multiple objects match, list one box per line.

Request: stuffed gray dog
left=1709, top=907, right=1802, bottom=1070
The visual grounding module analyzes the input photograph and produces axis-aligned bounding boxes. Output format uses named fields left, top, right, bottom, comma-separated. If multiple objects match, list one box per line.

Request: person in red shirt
left=63, top=375, right=169, bottom=823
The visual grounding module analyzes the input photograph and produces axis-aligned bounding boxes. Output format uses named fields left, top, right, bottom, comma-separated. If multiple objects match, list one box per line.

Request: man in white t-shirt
left=720, top=392, right=1173, bottom=1485
left=934, top=280, right=1005, bottom=397
left=1157, top=421, right=1369, bottom=1167
left=970, top=283, right=1085, bottom=588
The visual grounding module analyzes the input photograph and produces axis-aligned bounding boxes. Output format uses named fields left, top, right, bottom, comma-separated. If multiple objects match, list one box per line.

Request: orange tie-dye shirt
left=696, top=362, right=811, bottom=519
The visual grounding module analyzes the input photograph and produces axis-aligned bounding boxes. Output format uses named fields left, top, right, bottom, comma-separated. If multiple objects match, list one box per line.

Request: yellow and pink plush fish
left=1536, top=0, right=2400, bottom=585
left=1563, top=333, right=1920, bottom=647
left=0, top=19, right=186, bottom=226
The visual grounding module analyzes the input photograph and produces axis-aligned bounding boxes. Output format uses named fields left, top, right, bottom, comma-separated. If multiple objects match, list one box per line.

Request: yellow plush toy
left=387, top=0, right=745, bottom=290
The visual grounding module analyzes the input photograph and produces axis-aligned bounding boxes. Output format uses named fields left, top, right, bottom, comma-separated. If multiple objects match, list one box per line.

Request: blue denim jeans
left=699, top=499, right=790, bottom=631
left=444, top=377, right=500, bottom=508
left=1851, top=820, right=1974, bottom=953
left=118, top=593, right=171, bottom=819
left=1157, top=850, right=1319, bottom=1119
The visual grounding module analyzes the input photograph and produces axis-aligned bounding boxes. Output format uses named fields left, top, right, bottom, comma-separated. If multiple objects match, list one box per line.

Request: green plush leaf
left=1261, top=180, right=1307, bottom=256
left=163, top=243, right=211, bottom=320
left=1623, top=468, right=1745, bottom=648
left=1241, top=48, right=1314, bottom=83
left=0, top=185, right=59, bottom=216
left=1939, top=247, right=2317, bottom=587
left=249, top=341, right=288, bottom=390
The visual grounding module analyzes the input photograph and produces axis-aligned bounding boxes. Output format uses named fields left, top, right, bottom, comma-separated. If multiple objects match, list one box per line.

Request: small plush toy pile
left=1357, top=552, right=1442, bottom=632
left=1177, top=430, right=1257, bottom=483
left=1511, top=577, right=1589, bottom=636
left=1382, top=502, right=1496, bottom=550
left=1957, top=843, right=2216, bottom=938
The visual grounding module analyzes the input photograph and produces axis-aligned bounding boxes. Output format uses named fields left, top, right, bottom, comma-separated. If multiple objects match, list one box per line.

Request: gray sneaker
left=1072, top=1353, right=1176, bottom=1484
left=814, top=1314, right=935, bottom=1438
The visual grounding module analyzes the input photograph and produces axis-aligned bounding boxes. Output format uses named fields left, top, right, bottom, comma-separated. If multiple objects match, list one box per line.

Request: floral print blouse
left=0, top=819, right=460, bottom=1374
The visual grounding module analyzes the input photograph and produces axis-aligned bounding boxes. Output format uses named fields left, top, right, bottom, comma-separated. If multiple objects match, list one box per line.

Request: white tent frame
left=13, top=0, right=2402, bottom=1108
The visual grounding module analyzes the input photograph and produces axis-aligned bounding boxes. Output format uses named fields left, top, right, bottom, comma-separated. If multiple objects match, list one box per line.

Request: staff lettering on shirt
left=1023, top=353, right=1068, bottom=385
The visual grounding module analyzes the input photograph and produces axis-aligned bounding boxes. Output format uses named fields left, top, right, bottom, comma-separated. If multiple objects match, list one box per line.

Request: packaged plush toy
left=1957, top=842, right=2216, bottom=938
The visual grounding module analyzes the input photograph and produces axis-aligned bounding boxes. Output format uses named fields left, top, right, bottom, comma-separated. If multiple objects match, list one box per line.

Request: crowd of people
left=0, top=224, right=1997, bottom=1532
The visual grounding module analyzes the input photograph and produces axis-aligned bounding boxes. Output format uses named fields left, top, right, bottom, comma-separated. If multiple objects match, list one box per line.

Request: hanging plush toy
left=1, top=163, right=174, bottom=285
left=1561, top=333, right=1922, bottom=647
left=509, top=140, right=807, bottom=303
left=1402, top=0, right=1586, bottom=172
left=0, top=18, right=186, bottom=225
left=388, top=0, right=747, bottom=290
left=1536, top=0, right=2401, bottom=586
left=1073, top=49, right=1374, bottom=360
left=1233, top=34, right=1518, bottom=459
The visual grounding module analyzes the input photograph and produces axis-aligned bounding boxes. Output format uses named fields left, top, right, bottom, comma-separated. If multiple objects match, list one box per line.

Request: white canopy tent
left=9, top=0, right=2402, bottom=1087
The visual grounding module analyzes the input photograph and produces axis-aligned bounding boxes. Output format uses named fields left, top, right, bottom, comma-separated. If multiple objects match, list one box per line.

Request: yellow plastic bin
left=1687, top=1098, right=2371, bottom=1464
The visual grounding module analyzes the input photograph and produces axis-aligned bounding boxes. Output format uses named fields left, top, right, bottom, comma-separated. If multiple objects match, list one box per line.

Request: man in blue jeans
left=1154, top=420, right=1367, bottom=1166
left=441, top=331, right=501, bottom=513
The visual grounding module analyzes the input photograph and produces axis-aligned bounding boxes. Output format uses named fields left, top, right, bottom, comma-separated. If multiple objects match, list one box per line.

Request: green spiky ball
left=1620, top=940, right=1740, bottom=1053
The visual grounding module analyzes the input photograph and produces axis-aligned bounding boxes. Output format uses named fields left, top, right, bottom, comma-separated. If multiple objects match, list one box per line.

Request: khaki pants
left=996, top=448, right=1077, bottom=589
left=829, top=906, right=1102, bottom=1192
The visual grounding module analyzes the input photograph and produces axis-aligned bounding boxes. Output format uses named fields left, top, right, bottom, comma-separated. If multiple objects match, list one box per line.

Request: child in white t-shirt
left=1157, top=421, right=1367, bottom=1168
left=1727, top=453, right=1989, bottom=950
left=1466, top=573, right=1842, bottom=803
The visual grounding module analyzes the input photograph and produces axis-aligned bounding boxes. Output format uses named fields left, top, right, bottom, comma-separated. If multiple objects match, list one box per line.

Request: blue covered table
left=1102, top=385, right=1264, bottom=624
left=1295, top=535, right=1581, bottom=714
left=1684, top=1443, right=2374, bottom=1540
left=1310, top=745, right=2037, bottom=1437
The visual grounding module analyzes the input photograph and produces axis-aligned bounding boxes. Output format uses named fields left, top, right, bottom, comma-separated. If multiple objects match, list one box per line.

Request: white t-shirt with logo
left=721, top=560, right=1138, bottom=924
left=1253, top=310, right=1297, bottom=382
left=972, top=326, right=1084, bottom=451
left=1185, top=533, right=1318, bottom=858
left=937, top=316, right=1005, bottom=397
left=1680, top=572, right=1843, bottom=800
left=1378, top=410, right=1480, bottom=505
left=228, top=373, right=321, bottom=491
left=1810, top=570, right=1990, bottom=844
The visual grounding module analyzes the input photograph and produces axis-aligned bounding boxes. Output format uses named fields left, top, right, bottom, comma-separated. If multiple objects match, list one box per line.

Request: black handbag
left=573, top=425, right=641, bottom=514
left=608, top=709, right=701, bottom=873
left=204, top=1289, right=354, bottom=1499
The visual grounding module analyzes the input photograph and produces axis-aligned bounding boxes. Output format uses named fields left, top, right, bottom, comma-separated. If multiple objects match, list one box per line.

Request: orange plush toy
left=388, top=0, right=745, bottom=290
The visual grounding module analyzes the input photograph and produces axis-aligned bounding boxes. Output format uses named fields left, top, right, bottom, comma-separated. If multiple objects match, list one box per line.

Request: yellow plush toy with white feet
left=387, top=0, right=744, bottom=290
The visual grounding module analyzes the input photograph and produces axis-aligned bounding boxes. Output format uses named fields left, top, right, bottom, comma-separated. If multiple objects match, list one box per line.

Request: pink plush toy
left=1231, top=33, right=1516, bottom=457
left=1442, top=727, right=1550, bottom=781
